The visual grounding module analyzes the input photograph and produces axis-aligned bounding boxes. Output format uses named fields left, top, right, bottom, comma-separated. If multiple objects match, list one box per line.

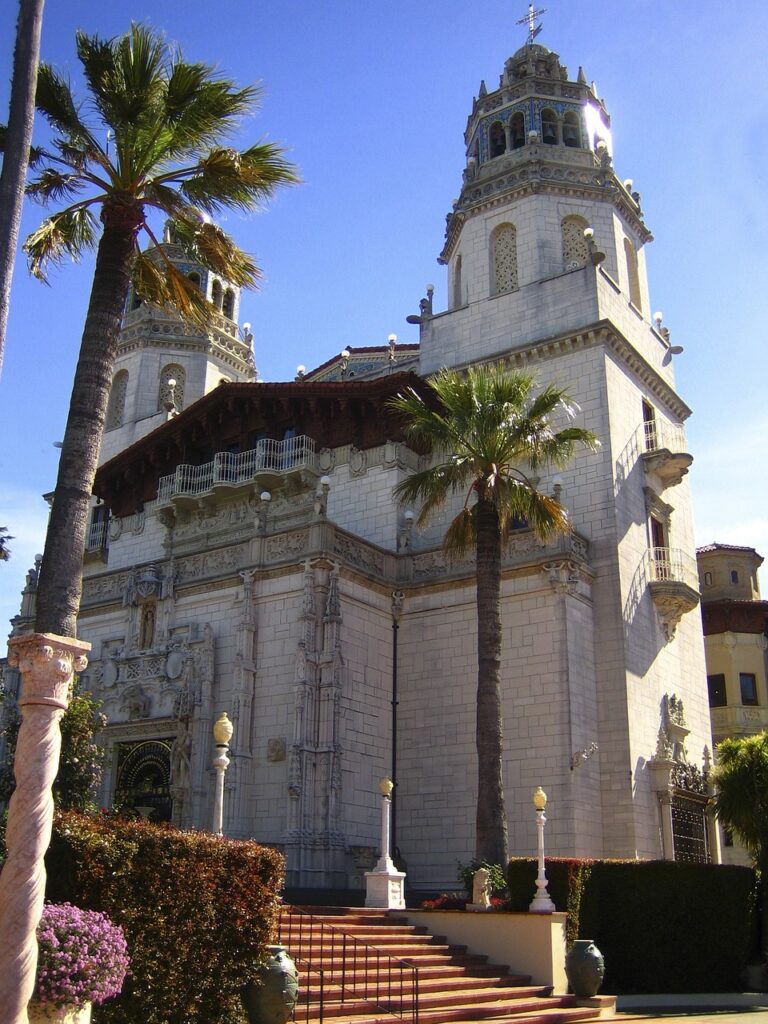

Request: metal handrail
left=292, top=957, right=324, bottom=1024
left=280, top=905, right=419, bottom=1024
left=647, top=546, right=699, bottom=589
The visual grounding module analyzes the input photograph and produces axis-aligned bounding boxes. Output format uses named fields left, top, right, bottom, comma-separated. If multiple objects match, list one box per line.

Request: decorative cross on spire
left=516, top=3, right=547, bottom=45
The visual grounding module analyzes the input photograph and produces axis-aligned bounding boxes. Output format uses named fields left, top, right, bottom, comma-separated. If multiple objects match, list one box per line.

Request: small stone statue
left=471, top=867, right=491, bottom=909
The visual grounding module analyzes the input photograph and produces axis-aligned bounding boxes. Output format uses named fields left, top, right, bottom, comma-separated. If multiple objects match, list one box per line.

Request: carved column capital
left=8, top=632, right=90, bottom=709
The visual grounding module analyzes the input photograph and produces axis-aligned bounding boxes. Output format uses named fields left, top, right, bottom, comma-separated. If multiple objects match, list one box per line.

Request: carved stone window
left=511, top=112, right=525, bottom=149
left=106, top=370, right=128, bottom=431
left=452, top=254, right=463, bottom=308
left=541, top=108, right=558, bottom=145
left=491, top=223, right=518, bottom=296
left=561, top=216, right=589, bottom=271
left=158, top=363, right=186, bottom=413
left=624, top=237, right=642, bottom=309
left=562, top=110, right=582, bottom=148
left=489, top=120, right=506, bottom=158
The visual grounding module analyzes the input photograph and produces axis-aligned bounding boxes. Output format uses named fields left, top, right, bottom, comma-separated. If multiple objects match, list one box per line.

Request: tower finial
left=516, top=3, right=547, bottom=45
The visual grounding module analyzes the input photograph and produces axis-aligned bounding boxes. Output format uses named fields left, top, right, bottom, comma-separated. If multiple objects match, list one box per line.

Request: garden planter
left=27, top=1002, right=92, bottom=1024
left=565, top=939, right=604, bottom=997
left=242, top=945, right=299, bottom=1024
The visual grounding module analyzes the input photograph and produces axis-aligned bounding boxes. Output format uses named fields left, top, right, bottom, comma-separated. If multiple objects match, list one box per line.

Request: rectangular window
left=740, top=673, right=758, bottom=706
left=707, top=674, right=727, bottom=708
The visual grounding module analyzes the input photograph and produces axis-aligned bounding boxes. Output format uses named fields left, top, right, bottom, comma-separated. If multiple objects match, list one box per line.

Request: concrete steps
left=280, top=906, right=609, bottom=1024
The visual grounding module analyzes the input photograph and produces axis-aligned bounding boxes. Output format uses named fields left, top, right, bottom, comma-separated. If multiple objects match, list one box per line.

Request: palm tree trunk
left=35, top=202, right=141, bottom=637
left=759, top=843, right=768, bottom=960
left=475, top=496, right=509, bottom=867
left=0, top=0, right=46, bottom=379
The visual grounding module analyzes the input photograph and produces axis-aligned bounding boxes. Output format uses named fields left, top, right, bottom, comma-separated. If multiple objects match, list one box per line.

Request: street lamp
left=529, top=786, right=556, bottom=913
left=212, top=712, right=233, bottom=836
left=365, top=777, right=405, bottom=909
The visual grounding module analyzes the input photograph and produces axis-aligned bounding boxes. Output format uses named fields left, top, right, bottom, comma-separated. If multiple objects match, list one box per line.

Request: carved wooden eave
left=95, top=373, right=434, bottom=516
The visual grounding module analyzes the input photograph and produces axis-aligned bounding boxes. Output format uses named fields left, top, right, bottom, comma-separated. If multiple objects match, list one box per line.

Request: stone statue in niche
left=139, top=603, right=156, bottom=650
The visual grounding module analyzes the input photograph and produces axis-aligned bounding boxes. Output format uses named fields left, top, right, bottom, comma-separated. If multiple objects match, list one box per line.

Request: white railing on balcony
left=646, top=546, right=699, bottom=589
left=86, top=520, right=108, bottom=551
left=641, top=419, right=688, bottom=454
left=157, top=435, right=317, bottom=502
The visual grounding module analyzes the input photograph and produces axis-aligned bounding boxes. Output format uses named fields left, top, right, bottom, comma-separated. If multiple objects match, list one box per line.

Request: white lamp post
left=529, top=786, right=556, bottom=913
left=212, top=712, right=233, bottom=837
left=365, top=778, right=405, bottom=909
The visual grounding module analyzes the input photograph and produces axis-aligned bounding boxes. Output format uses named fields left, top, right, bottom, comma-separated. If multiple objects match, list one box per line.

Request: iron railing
left=647, top=546, right=699, bottom=589
left=157, top=435, right=317, bottom=502
left=280, top=905, right=419, bottom=1024
left=85, top=520, right=108, bottom=551
left=641, top=419, right=687, bottom=454
left=292, top=957, right=325, bottom=1024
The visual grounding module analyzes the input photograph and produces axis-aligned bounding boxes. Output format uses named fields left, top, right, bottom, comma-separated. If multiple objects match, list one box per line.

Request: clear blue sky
left=1, top=0, right=767, bottom=651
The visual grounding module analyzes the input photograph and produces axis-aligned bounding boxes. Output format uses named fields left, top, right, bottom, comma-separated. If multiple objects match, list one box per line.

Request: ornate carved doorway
left=114, top=739, right=173, bottom=822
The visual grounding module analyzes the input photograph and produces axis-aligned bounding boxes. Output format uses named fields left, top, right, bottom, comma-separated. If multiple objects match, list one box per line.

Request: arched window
left=511, top=112, right=525, bottom=149
left=187, top=272, right=200, bottom=290
left=158, top=363, right=186, bottom=413
left=222, top=288, right=235, bottom=320
left=561, top=216, right=590, bottom=271
left=562, top=111, right=581, bottom=148
left=211, top=279, right=223, bottom=310
left=623, top=237, right=642, bottom=309
left=453, top=255, right=463, bottom=309
left=541, top=108, right=558, bottom=145
left=106, top=370, right=128, bottom=431
left=489, top=121, right=506, bottom=158
left=491, top=223, right=518, bottom=295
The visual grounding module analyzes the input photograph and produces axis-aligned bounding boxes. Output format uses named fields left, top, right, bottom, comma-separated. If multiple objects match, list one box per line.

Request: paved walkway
left=614, top=994, right=768, bottom=1024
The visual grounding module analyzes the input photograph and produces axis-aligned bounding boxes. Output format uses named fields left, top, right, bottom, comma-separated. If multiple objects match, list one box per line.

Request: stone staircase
left=279, top=906, right=610, bottom=1024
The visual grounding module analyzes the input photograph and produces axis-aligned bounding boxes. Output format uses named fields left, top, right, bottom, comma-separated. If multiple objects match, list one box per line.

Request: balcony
left=84, top=519, right=109, bottom=564
left=639, top=420, right=693, bottom=488
left=157, top=435, right=318, bottom=508
left=711, top=703, right=768, bottom=741
left=645, top=546, right=700, bottom=641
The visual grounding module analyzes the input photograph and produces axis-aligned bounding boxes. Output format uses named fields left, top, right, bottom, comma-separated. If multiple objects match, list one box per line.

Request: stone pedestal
left=364, top=867, right=406, bottom=909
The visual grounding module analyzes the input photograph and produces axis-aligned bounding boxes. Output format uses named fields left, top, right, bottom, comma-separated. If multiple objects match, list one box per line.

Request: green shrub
left=508, top=857, right=756, bottom=993
left=46, top=810, right=284, bottom=1024
left=457, top=859, right=508, bottom=898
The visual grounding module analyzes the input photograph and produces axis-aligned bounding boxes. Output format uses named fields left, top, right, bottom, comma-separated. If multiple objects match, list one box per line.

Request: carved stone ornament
left=349, top=447, right=366, bottom=477
left=7, top=633, right=90, bottom=709
left=166, top=649, right=186, bottom=680
left=267, top=737, right=287, bottom=762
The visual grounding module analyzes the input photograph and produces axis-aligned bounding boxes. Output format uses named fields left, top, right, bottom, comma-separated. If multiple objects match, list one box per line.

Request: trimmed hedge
left=46, top=811, right=284, bottom=1024
left=509, top=857, right=757, bottom=993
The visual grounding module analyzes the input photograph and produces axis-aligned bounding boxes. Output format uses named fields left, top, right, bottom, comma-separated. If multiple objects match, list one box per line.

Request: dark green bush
left=46, top=810, right=284, bottom=1024
left=509, top=857, right=756, bottom=993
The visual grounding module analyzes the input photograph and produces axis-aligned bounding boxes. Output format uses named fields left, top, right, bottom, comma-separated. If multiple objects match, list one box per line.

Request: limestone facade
left=6, top=34, right=716, bottom=891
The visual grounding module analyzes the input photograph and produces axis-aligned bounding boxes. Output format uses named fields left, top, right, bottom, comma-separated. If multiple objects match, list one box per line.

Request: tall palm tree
left=0, top=0, right=45, bottom=379
left=16, top=24, right=297, bottom=639
left=391, top=365, right=598, bottom=866
left=712, top=731, right=768, bottom=957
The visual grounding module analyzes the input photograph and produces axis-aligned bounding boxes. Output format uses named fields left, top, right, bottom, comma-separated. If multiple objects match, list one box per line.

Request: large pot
left=565, top=939, right=605, bottom=997
left=27, top=1003, right=92, bottom=1024
left=242, top=945, right=299, bottom=1024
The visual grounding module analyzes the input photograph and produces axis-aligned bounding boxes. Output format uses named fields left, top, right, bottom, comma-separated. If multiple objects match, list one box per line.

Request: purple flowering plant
left=34, top=903, right=129, bottom=1009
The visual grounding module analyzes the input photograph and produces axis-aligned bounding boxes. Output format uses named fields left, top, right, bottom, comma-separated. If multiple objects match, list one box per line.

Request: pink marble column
left=0, top=633, right=90, bottom=1024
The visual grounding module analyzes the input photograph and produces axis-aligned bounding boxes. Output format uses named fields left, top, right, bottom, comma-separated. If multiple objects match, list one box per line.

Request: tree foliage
left=0, top=678, right=105, bottom=812
left=0, top=527, right=12, bottom=561
left=391, top=365, right=598, bottom=865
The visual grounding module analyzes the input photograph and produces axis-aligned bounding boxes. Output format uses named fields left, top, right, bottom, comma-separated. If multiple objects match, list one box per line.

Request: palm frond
left=172, top=218, right=260, bottom=287
left=76, top=26, right=166, bottom=132
left=132, top=250, right=214, bottom=329
left=164, top=63, right=260, bottom=153
left=24, top=207, right=99, bottom=280
left=444, top=507, right=476, bottom=556
left=178, top=143, right=299, bottom=214
left=36, top=64, right=95, bottom=149
left=26, top=169, right=86, bottom=205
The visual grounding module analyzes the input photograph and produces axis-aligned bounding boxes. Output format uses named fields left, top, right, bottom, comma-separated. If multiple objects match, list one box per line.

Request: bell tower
left=419, top=24, right=656, bottom=375
left=99, top=221, right=256, bottom=464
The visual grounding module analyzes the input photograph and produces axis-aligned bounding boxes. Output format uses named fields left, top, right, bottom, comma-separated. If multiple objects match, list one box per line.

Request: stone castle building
left=7, top=27, right=716, bottom=890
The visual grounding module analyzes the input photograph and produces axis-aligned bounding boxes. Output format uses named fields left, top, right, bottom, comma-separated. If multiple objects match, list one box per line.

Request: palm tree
left=712, top=731, right=768, bottom=957
left=17, top=24, right=297, bottom=639
left=0, top=526, right=13, bottom=561
left=0, top=0, right=45, bottom=379
left=391, top=365, right=598, bottom=866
